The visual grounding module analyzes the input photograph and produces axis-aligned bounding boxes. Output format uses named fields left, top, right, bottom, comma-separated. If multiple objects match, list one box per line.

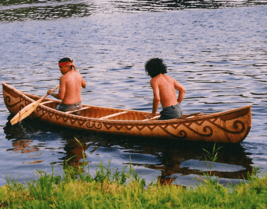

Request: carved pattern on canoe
left=89, top=116, right=247, bottom=140
left=147, top=125, right=157, bottom=131
left=114, top=125, right=123, bottom=131
left=211, top=120, right=245, bottom=134
left=160, top=120, right=213, bottom=139
left=182, top=121, right=213, bottom=137
left=103, top=124, right=113, bottom=130
left=48, top=112, right=54, bottom=118
left=125, top=125, right=135, bottom=131
left=19, top=104, right=25, bottom=111
left=78, top=120, right=87, bottom=126
left=56, top=114, right=61, bottom=120
left=161, top=128, right=187, bottom=139
left=86, top=121, right=102, bottom=129
left=36, top=111, right=47, bottom=119
left=4, top=95, right=23, bottom=108
left=70, top=119, right=76, bottom=125
left=136, top=125, right=146, bottom=131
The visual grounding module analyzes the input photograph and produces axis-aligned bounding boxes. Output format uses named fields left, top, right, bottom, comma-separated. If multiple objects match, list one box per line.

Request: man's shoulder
left=164, top=74, right=176, bottom=81
left=61, top=71, right=74, bottom=80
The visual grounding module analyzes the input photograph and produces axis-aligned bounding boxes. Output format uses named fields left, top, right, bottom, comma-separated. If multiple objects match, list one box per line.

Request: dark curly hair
left=145, top=58, right=167, bottom=78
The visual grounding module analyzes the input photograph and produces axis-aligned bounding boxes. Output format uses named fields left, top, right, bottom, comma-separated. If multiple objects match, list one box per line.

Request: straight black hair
left=58, top=57, right=71, bottom=63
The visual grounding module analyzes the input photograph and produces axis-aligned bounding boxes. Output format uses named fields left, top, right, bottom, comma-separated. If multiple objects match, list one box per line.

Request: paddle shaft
left=41, top=85, right=60, bottom=100
left=10, top=85, right=59, bottom=125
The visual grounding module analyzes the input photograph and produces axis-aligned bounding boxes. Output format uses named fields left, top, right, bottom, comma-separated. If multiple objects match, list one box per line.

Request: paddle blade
left=10, top=98, right=43, bottom=125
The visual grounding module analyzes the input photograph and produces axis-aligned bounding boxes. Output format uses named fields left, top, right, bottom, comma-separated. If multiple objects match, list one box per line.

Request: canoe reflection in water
left=4, top=118, right=253, bottom=186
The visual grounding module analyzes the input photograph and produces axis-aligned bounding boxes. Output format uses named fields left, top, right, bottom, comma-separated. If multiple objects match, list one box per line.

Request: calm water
left=0, top=0, right=267, bottom=187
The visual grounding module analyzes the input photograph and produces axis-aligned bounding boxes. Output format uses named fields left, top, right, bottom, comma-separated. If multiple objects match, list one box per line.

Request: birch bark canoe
left=2, top=82, right=252, bottom=143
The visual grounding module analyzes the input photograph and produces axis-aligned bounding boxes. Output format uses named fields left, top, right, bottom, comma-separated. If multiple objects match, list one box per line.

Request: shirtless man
left=47, top=57, right=87, bottom=112
left=144, top=58, right=186, bottom=120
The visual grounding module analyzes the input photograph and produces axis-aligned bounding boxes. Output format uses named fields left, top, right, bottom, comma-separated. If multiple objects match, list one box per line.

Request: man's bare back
left=151, top=74, right=185, bottom=108
left=59, top=70, right=86, bottom=105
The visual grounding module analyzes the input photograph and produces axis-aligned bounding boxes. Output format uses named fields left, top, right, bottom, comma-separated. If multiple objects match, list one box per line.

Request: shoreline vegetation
left=1, top=141, right=267, bottom=208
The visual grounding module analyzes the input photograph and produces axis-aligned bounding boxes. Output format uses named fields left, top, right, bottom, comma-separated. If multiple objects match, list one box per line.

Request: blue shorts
left=159, top=104, right=183, bottom=120
left=56, top=102, right=82, bottom=112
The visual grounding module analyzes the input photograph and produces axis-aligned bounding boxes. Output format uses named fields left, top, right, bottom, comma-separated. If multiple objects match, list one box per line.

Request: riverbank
left=1, top=1, right=267, bottom=194
left=1, top=158, right=266, bottom=208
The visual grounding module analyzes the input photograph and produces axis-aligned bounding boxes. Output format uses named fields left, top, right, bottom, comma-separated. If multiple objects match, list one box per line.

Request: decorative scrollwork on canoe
left=233, top=120, right=245, bottom=133
left=159, top=126, right=187, bottom=139
left=4, top=95, right=23, bottom=108
left=19, top=104, right=25, bottom=111
left=36, top=111, right=49, bottom=120
left=177, top=130, right=187, bottom=138
left=209, top=119, right=245, bottom=134
left=86, top=121, right=102, bottom=129
left=203, top=126, right=213, bottom=136
left=94, top=122, right=102, bottom=129
left=4, top=96, right=11, bottom=105
left=184, top=124, right=213, bottom=137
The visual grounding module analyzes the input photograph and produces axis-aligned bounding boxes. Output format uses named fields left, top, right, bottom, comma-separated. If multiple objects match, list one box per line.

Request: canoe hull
left=2, top=83, right=251, bottom=143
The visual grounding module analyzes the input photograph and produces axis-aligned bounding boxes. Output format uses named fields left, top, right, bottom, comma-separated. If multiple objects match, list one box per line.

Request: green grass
left=1, top=141, right=267, bottom=208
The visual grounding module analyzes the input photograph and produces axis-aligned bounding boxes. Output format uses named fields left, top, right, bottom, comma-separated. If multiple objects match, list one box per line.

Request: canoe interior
left=25, top=93, right=149, bottom=121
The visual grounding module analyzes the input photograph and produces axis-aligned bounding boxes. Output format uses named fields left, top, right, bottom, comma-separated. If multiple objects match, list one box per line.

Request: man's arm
left=82, top=77, right=86, bottom=88
left=151, top=80, right=160, bottom=115
left=174, top=80, right=186, bottom=104
left=49, top=78, right=65, bottom=100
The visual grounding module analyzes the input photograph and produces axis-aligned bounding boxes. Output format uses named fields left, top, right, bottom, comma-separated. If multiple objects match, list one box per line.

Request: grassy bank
left=1, top=142, right=267, bottom=208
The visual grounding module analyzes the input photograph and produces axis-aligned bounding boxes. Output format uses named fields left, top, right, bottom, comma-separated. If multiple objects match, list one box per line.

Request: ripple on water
left=0, top=4, right=266, bottom=187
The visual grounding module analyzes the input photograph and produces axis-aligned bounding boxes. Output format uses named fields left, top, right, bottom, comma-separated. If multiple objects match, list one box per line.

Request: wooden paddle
left=10, top=85, right=59, bottom=125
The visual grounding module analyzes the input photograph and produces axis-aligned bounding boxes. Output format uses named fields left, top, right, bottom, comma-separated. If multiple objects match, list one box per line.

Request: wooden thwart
left=143, top=112, right=203, bottom=121
left=99, top=111, right=128, bottom=120
left=65, top=106, right=90, bottom=114
left=179, top=112, right=203, bottom=119
left=142, top=115, right=160, bottom=121
left=40, top=101, right=54, bottom=105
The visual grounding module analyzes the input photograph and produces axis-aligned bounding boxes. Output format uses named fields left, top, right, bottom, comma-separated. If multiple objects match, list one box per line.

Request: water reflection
left=11, top=140, right=39, bottom=154
left=0, top=2, right=94, bottom=22
left=1, top=0, right=267, bottom=22
left=3, top=117, right=253, bottom=184
left=60, top=136, right=90, bottom=173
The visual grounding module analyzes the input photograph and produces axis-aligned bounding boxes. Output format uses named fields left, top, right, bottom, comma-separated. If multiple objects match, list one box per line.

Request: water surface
left=0, top=1, right=267, bottom=187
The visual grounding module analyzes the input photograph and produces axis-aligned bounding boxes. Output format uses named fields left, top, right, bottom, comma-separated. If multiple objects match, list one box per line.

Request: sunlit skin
left=47, top=60, right=86, bottom=105
left=144, top=74, right=186, bottom=119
